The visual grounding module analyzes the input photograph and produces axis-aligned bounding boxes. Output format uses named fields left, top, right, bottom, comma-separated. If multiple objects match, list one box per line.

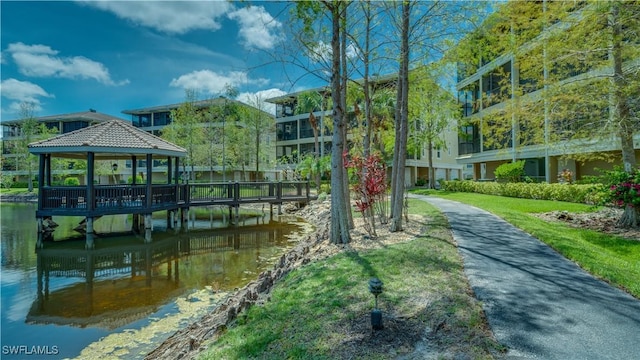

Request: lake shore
left=145, top=200, right=334, bottom=360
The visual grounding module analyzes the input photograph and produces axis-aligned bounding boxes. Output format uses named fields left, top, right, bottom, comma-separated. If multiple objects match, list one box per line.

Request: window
left=133, top=114, right=151, bottom=127
left=277, top=121, right=298, bottom=141
left=153, top=112, right=171, bottom=126
left=300, top=118, right=316, bottom=139
left=63, top=121, right=89, bottom=133
left=458, top=124, right=480, bottom=155
left=458, top=82, right=480, bottom=116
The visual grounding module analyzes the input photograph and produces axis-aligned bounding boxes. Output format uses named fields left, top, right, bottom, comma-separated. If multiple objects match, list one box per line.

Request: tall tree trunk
left=609, top=2, right=638, bottom=228
left=341, top=3, right=354, bottom=230
left=428, top=139, right=435, bottom=189
left=255, top=128, right=260, bottom=180
left=390, top=1, right=410, bottom=232
left=362, top=1, right=373, bottom=159
left=329, top=1, right=351, bottom=244
left=310, top=112, right=321, bottom=191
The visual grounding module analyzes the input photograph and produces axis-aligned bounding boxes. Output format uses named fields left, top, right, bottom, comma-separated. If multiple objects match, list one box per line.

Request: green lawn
left=0, top=187, right=37, bottom=195
left=198, top=199, right=503, bottom=359
left=413, top=190, right=640, bottom=298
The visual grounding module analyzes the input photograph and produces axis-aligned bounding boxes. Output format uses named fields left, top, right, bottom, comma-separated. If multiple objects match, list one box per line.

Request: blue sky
left=0, top=1, right=312, bottom=121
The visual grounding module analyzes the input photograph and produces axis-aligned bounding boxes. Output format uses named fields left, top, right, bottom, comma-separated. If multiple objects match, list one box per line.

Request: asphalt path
left=412, top=194, right=640, bottom=360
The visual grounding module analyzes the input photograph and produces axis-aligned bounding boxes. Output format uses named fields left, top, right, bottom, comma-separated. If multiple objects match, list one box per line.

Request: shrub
left=320, top=183, right=331, bottom=195
left=415, top=177, right=427, bottom=187
left=494, top=160, right=526, bottom=183
left=603, top=167, right=640, bottom=208
left=441, top=180, right=604, bottom=205
left=0, top=174, right=14, bottom=189
left=127, top=175, right=144, bottom=184
left=10, top=181, right=39, bottom=188
left=63, top=177, right=80, bottom=186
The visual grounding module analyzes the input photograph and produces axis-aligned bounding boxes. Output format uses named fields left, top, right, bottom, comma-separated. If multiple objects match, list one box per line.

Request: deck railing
left=38, top=181, right=311, bottom=215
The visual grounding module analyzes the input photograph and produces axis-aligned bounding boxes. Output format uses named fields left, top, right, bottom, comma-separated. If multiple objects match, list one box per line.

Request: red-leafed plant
left=345, top=152, right=388, bottom=237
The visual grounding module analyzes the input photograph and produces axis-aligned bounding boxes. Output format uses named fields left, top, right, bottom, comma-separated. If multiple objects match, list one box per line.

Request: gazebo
left=28, top=119, right=187, bottom=248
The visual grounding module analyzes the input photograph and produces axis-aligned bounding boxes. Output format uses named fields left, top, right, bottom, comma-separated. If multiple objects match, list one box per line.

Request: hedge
left=441, top=180, right=606, bottom=205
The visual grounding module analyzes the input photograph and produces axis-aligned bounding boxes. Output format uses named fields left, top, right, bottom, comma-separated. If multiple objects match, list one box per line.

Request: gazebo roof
left=28, top=119, right=186, bottom=159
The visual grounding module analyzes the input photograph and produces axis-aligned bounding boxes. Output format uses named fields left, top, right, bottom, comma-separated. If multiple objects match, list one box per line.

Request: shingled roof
left=2, top=109, right=123, bottom=125
left=28, top=119, right=186, bottom=159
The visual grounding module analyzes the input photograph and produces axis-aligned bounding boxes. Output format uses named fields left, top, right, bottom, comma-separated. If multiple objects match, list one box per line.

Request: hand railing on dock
left=38, top=181, right=311, bottom=215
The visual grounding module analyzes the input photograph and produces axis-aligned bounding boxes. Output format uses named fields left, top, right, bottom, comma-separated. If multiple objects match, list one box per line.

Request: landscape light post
left=369, top=278, right=384, bottom=330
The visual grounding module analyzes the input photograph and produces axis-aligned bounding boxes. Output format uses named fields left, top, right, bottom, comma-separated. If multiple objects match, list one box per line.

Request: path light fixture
left=369, top=277, right=384, bottom=330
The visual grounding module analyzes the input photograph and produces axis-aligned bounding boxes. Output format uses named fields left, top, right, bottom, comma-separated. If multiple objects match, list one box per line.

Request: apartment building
left=1, top=109, right=126, bottom=182
left=122, top=97, right=277, bottom=182
left=456, top=1, right=640, bottom=182
left=266, top=83, right=464, bottom=187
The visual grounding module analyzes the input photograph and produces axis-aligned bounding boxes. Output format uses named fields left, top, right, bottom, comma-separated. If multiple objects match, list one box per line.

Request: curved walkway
left=412, top=194, right=640, bottom=360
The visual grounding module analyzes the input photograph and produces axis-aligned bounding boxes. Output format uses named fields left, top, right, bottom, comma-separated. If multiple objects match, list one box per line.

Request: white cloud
left=79, top=1, right=233, bottom=34
left=308, top=41, right=360, bottom=64
left=227, top=6, right=283, bottom=50
left=237, top=88, right=287, bottom=115
left=6, top=42, right=128, bottom=86
left=0, top=78, right=54, bottom=115
left=169, top=69, right=269, bottom=96
left=1, top=78, right=53, bottom=102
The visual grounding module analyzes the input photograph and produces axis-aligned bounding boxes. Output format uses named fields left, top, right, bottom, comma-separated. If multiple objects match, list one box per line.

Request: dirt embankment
left=146, top=201, right=334, bottom=360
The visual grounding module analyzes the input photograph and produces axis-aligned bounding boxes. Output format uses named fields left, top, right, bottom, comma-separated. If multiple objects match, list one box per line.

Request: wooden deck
left=37, top=181, right=312, bottom=218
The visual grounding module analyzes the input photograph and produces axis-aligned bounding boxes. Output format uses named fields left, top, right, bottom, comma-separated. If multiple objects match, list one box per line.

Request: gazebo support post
left=166, top=156, right=173, bottom=229
left=132, top=215, right=140, bottom=233
left=234, top=206, right=240, bottom=226
left=85, top=218, right=95, bottom=249
left=180, top=208, right=187, bottom=227
left=144, top=214, right=152, bottom=243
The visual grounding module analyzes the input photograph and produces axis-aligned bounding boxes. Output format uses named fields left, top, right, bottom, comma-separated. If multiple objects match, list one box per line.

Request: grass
left=198, top=199, right=504, bottom=359
left=0, top=187, right=37, bottom=195
left=413, top=190, right=640, bottom=298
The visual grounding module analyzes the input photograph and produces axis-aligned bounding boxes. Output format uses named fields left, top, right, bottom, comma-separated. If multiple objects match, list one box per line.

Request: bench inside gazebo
left=28, top=119, right=187, bottom=248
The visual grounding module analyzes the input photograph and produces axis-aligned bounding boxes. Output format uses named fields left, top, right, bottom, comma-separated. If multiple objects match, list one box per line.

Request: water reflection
left=1, top=203, right=310, bottom=358
left=28, top=225, right=295, bottom=330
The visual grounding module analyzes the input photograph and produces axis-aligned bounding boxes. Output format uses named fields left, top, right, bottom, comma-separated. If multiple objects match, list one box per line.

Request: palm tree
left=295, top=90, right=331, bottom=191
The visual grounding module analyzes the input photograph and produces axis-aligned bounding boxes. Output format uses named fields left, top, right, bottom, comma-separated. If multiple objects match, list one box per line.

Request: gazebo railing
left=39, top=181, right=311, bottom=213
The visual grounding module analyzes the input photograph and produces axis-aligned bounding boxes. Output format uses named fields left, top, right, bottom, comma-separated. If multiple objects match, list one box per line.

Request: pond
left=0, top=202, right=311, bottom=359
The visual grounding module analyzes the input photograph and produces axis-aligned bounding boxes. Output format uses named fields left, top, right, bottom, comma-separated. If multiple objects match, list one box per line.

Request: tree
left=295, top=90, right=326, bottom=190
left=457, top=1, right=639, bottom=226
left=15, top=102, right=57, bottom=192
left=345, top=152, right=387, bottom=237
left=287, top=0, right=484, bottom=238
left=240, top=94, right=275, bottom=181
left=326, top=0, right=352, bottom=244
left=162, top=89, right=204, bottom=182
left=202, top=85, right=241, bottom=182
left=389, top=0, right=410, bottom=232
left=384, top=0, right=483, bottom=230
left=408, top=66, right=459, bottom=189
left=225, top=120, right=252, bottom=180
left=296, top=153, right=331, bottom=186
left=290, top=1, right=352, bottom=244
